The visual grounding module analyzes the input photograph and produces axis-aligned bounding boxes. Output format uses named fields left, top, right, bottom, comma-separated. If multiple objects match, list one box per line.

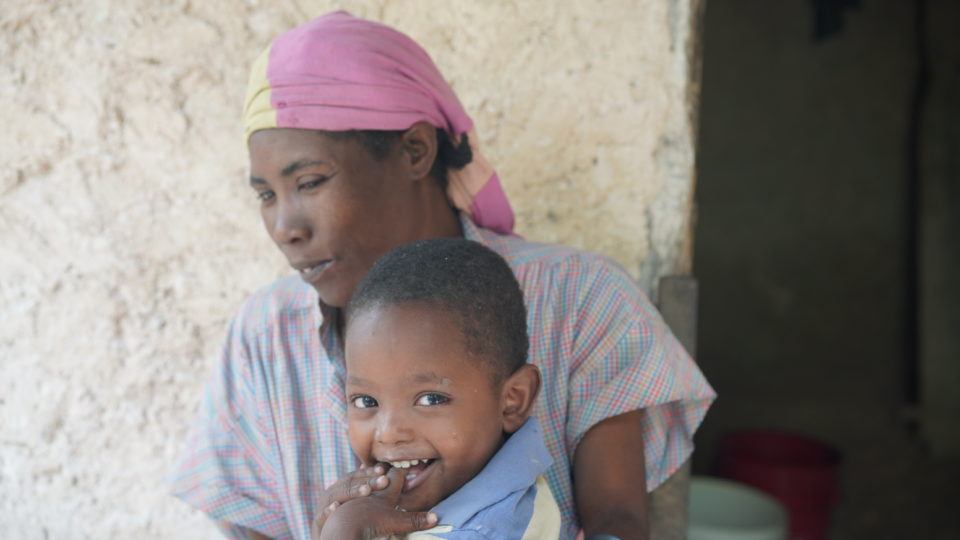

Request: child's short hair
left=348, top=238, right=528, bottom=381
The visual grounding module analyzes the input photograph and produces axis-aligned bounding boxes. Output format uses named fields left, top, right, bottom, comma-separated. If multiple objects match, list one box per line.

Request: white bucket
left=688, top=476, right=788, bottom=540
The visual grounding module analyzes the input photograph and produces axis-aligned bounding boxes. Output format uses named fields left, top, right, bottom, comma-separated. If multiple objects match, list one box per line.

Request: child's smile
left=381, top=458, right=437, bottom=492
left=344, top=302, right=508, bottom=511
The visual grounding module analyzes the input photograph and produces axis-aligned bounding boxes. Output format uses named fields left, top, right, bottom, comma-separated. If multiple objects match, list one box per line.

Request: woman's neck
left=415, top=183, right=462, bottom=240
left=335, top=188, right=461, bottom=341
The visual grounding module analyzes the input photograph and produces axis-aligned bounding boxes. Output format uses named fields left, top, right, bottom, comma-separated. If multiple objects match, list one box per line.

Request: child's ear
left=500, top=364, right=541, bottom=434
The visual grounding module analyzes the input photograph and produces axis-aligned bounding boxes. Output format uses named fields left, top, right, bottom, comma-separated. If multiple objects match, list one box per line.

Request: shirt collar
left=459, top=212, right=487, bottom=244
left=430, top=417, right=553, bottom=528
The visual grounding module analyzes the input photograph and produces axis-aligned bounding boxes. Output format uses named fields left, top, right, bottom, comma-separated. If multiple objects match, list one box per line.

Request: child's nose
left=375, top=409, right=415, bottom=445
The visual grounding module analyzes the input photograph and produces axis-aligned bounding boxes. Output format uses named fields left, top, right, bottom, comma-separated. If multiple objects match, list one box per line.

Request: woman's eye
left=298, top=176, right=328, bottom=190
left=351, top=395, right=378, bottom=409
left=415, top=393, right=449, bottom=407
left=256, top=190, right=275, bottom=202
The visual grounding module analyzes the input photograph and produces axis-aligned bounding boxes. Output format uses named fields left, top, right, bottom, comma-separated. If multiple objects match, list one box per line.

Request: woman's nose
left=270, top=198, right=311, bottom=245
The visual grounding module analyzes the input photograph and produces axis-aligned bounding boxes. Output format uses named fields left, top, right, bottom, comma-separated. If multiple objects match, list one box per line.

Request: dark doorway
left=692, top=1, right=960, bottom=538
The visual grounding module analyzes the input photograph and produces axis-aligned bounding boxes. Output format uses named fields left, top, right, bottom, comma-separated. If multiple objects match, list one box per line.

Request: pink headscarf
left=243, top=11, right=515, bottom=235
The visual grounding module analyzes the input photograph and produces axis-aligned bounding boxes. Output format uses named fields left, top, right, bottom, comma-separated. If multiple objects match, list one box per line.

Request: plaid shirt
left=171, top=216, right=716, bottom=539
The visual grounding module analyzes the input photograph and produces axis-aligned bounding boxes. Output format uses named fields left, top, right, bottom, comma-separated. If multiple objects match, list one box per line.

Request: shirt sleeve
left=565, top=256, right=716, bottom=490
left=170, top=313, right=291, bottom=539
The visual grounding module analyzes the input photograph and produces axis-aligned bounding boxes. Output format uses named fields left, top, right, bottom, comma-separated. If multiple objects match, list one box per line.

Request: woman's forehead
left=248, top=128, right=353, bottom=175
left=249, top=128, right=335, bottom=155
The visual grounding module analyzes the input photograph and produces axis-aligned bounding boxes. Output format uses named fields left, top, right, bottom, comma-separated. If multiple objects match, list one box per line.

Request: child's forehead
left=344, top=303, right=490, bottom=379
left=346, top=367, right=456, bottom=388
left=346, top=303, right=463, bottom=351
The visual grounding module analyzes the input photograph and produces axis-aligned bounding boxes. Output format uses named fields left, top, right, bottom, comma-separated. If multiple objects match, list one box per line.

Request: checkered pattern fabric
left=171, top=216, right=716, bottom=539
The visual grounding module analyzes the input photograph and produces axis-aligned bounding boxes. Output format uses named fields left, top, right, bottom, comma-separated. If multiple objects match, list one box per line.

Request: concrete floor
left=829, top=430, right=960, bottom=539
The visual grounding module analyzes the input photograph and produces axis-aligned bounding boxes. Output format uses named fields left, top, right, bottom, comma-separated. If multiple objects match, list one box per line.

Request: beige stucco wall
left=0, top=1, right=700, bottom=538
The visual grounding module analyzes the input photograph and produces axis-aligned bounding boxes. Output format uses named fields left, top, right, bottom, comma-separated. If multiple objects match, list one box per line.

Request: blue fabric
left=424, top=417, right=556, bottom=538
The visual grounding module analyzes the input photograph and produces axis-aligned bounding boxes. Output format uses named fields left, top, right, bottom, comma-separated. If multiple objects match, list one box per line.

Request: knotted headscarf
left=242, top=11, right=515, bottom=234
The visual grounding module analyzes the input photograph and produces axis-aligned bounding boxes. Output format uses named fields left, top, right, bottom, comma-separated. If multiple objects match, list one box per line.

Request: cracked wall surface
left=0, top=1, right=701, bottom=538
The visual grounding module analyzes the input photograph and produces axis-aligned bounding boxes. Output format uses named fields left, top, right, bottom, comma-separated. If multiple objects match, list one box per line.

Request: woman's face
left=248, top=128, right=422, bottom=307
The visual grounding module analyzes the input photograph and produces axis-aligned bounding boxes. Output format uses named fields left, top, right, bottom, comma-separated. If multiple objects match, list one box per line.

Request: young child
left=319, top=238, right=561, bottom=539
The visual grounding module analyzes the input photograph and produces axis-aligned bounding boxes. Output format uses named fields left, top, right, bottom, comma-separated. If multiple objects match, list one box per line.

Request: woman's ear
left=500, top=364, right=541, bottom=434
left=400, top=121, right=439, bottom=181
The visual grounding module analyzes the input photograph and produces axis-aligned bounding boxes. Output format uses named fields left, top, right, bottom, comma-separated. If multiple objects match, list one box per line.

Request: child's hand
left=314, top=466, right=438, bottom=540
left=310, top=463, right=392, bottom=536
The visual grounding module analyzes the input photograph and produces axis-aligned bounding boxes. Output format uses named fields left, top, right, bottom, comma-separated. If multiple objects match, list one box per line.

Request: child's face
left=344, top=303, right=506, bottom=512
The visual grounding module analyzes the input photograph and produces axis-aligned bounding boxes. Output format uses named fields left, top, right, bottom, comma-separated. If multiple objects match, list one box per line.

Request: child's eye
left=415, top=393, right=449, bottom=407
left=256, top=189, right=275, bottom=202
left=351, top=395, right=378, bottom=409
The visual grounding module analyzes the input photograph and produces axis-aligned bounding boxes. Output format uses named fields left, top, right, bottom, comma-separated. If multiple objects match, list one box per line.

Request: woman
left=172, top=12, right=714, bottom=540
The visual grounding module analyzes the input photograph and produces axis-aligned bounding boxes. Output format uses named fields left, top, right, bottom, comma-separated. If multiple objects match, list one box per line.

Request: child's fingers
left=377, top=466, right=406, bottom=500
left=369, top=510, right=438, bottom=536
left=309, top=501, right=340, bottom=538
left=326, top=466, right=388, bottom=504
left=311, top=467, right=388, bottom=538
left=359, top=463, right=387, bottom=477
left=362, top=464, right=390, bottom=492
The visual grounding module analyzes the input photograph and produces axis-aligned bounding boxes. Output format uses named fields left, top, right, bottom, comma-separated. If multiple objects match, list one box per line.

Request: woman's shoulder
left=475, top=228, right=657, bottom=328
left=476, top=225, right=592, bottom=264
left=463, top=215, right=629, bottom=282
left=479, top=229, right=638, bottom=292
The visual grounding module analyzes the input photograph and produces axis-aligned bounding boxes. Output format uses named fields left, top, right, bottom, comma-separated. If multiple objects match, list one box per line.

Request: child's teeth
left=387, top=459, right=432, bottom=469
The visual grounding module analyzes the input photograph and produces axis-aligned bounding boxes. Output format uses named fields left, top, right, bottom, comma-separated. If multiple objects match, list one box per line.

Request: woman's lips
left=297, top=260, right=333, bottom=284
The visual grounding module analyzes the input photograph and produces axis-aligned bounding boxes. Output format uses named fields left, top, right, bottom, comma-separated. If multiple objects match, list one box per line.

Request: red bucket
left=716, top=430, right=841, bottom=540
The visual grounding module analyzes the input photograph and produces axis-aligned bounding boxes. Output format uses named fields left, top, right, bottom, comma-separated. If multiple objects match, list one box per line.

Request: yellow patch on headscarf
left=242, top=44, right=277, bottom=145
